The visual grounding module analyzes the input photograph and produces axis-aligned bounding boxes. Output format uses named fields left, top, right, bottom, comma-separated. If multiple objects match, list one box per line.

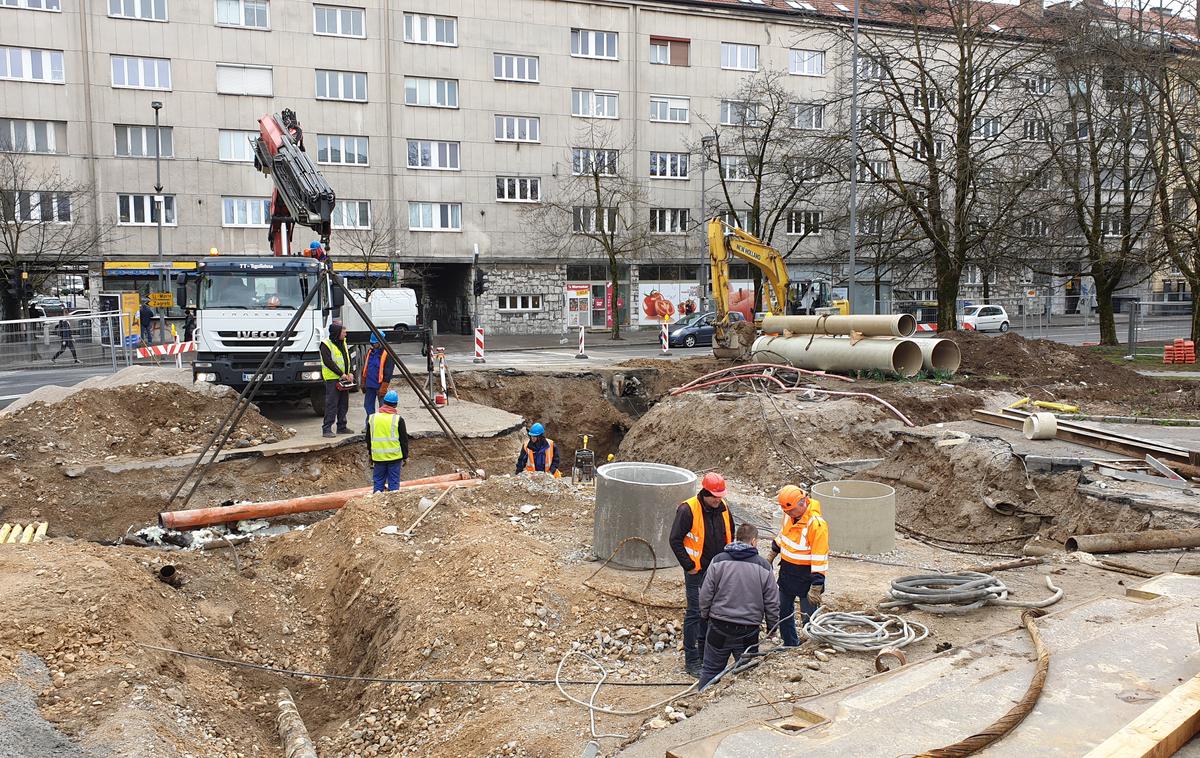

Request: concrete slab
left=651, top=574, right=1200, bottom=758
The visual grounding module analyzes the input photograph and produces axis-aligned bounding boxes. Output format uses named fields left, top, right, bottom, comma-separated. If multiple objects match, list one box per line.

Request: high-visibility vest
left=321, top=338, right=348, bottom=381
left=523, top=440, right=561, bottom=477
left=681, top=495, right=732, bottom=572
left=368, top=412, right=404, bottom=462
left=361, top=347, right=389, bottom=387
left=777, top=498, right=828, bottom=574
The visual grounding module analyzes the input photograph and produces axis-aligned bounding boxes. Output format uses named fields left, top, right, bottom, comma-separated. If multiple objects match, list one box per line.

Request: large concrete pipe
left=594, top=462, right=697, bottom=569
left=762, top=314, right=917, bottom=338
left=873, top=337, right=961, bottom=374
left=1066, top=529, right=1200, bottom=554
left=752, top=335, right=924, bottom=378
left=810, top=480, right=896, bottom=554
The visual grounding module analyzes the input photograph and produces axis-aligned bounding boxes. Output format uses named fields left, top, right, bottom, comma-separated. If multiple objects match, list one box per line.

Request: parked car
left=961, top=304, right=1010, bottom=332
left=668, top=311, right=746, bottom=348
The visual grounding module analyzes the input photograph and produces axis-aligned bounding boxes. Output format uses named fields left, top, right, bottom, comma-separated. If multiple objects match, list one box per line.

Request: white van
left=351, top=288, right=420, bottom=332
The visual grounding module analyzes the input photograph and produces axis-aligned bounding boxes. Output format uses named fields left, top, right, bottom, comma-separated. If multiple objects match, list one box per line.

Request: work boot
left=322, top=431, right=335, bottom=438
left=337, top=427, right=352, bottom=435
left=685, top=660, right=702, bottom=678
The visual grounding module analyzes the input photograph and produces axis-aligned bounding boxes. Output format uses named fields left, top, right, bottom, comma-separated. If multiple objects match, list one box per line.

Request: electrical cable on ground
left=882, top=572, right=1063, bottom=615
left=555, top=651, right=697, bottom=719
left=582, top=537, right=684, bottom=614
left=802, top=608, right=929, bottom=652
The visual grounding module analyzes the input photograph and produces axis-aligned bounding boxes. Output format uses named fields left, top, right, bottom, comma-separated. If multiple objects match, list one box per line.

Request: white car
left=962, top=304, right=1010, bottom=332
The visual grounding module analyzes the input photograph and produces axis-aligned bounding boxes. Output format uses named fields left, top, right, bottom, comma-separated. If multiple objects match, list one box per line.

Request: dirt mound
left=3, top=365, right=230, bottom=415
left=0, top=382, right=291, bottom=465
left=616, top=356, right=730, bottom=398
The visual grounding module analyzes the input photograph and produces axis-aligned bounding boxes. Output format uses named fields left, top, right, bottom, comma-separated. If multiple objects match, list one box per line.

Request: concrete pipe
left=594, top=462, right=697, bottom=569
left=762, top=314, right=917, bottom=338
left=1023, top=413, right=1058, bottom=440
left=871, top=338, right=962, bottom=374
left=751, top=335, right=924, bottom=378
left=810, top=480, right=896, bottom=554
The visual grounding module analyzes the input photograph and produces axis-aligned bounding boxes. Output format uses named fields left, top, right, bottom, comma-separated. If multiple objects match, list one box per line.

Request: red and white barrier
left=472, top=327, right=486, bottom=364
left=136, top=340, right=195, bottom=359
left=576, top=325, right=588, bottom=360
left=660, top=319, right=671, bottom=355
left=915, top=323, right=975, bottom=333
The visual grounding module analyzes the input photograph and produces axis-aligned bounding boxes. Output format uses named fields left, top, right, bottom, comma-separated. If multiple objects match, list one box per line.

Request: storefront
left=564, top=264, right=630, bottom=328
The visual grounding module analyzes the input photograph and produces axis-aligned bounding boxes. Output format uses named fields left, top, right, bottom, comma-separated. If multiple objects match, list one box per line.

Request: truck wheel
left=309, top=386, right=325, bottom=417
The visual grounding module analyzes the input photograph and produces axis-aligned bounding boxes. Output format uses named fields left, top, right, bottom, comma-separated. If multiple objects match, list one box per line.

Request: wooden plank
left=1084, top=672, right=1200, bottom=758
left=1096, top=467, right=1196, bottom=492
left=972, top=411, right=1193, bottom=465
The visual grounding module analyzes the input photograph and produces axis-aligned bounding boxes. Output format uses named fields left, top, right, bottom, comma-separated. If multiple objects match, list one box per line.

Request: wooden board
left=1084, top=672, right=1200, bottom=758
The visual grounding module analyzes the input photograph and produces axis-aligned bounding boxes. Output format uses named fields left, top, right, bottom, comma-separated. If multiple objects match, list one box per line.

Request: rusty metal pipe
left=1065, top=528, right=1200, bottom=554
left=157, top=564, right=182, bottom=588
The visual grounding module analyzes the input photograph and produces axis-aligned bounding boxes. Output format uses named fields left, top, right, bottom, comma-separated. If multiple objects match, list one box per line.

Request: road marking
left=0, top=394, right=22, bottom=401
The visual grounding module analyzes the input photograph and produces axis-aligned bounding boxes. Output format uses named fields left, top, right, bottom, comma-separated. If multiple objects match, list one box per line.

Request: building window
left=572, top=206, right=618, bottom=233
left=0, top=118, right=65, bottom=153
left=216, top=0, right=268, bottom=29
left=1, top=46, right=64, bottom=83
left=497, top=294, right=542, bottom=311
left=858, top=55, right=885, bottom=80
left=720, top=100, right=758, bottom=126
left=649, top=151, right=688, bottom=179
left=403, top=12, right=456, bottom=45
left=859, top=108, right=890, bottom=133
left=332, top=200, right=371, bottom=229
left=787, top=210, right=822, bottom=236
left=720, top=155, right=751, bottom=181
left=494, top=115, right=540, bottom=143
left=1023, top=74, right=1052, bottom=95
left=911, top=138, right=944, bottom=159
left=970, top=67, right=999, bottom=92
left=2, top=191, right=71, bottom=222
left=3, top=0, right=61, bottom=9
left=108, top=0, right=167, bottom=21
left=911, top=87, right=944, bottom=111
left=650, top=96, right=689, bottom=123
left=115, top=124, right=173, bottom=158
left=221, top=196, right=270, bottom=227
left=409, top=201, right=461, bottom=231
left=572, top=89, right=618, bottom=119
left=407, top=139, right=459, bottom=170
left=788, top=158, right=823, bottom=182
left=496, top=176, right=541, bottom=202
left=218, top=129, right=256, bottom=161
left=571, top=28, right=618, bottom=60
left=313, top=3, right=362, bottom=37
left=1022, top=119, right=1049, bottom=142
left=316, top=69, right=366, bottom=101
left=649, top=36, right=688, bottom=66
left=111, top=55, right=170, bottom=90
left=1021, top=218, right=1049, bottom=237
left=858, top=159, right=886, bottom=182
left=118, top=193, right=176, bottom=226
left=791, top=102, right=824, bottom=130
left=216, top=64, right=273, bottom=96
left=1101, top=215, right=1127, bottom=237
left=971, top=116, right=1002, bottom=139
left=317, top=134, right=368, bottom=166
left=857, top=216, right=883, bottom=235
left=720, top=42, right=758, bottom=71
left=494, top=53, right=538, bottom=82
left=789, top=48, right=824, bottom=76
left=572, top=147, right=618, bottom=176
left=405, top=77, right=458, bottom=108
left=1023, top=169, right=1051, bottom=190
left=650, top=208, right=689, bottom=234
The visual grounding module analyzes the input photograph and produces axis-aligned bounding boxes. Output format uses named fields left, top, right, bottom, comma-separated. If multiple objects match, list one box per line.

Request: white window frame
left=406, top=139, right=459, bottom=171
left=571, top=28, right=618, bottom=60
left=971, top=116, right=1002, bottom=140
left=650, top=208, right=689, bottom=235
left=403, top=12, right=456, bottom=46
left=787, top=210, right=822, bottom=236
left=858, top=159, right=886, bottom=182
left=316, top=69, right=367, bottom=102
left=1101, top=215, right=1127, bottom=238
left=571, top=148, right=618, bottom=176
left=404, top=77, right=459, bottom=108
left=1021, top=218, right=1049, bottom=238
left=333, top=200, right=372, bottom=229
left=0, top=46, right=65, bottom=84
left=1023, top=74, right=1052, bottom=95
left=789, top=48, right=825, bottom=76
left=115, top=124, right=173, bottom=158
left=494, top=115, right=540, bottom=143
left=497, top=294, right=542, bottom=312
left=215, top=0, right=268, bottom=29
left=1022, top=119, right=1049, bottom=142
left=4, top=191, right=72, bottom=223
left=858, top=55, right=885, bottom=80
left=216, top=63, right=273, bottom=96
left=720, top=100, right=758, bottom=126
left=495, top=176, right=541, bottom=203
left=649, top=96, right=689, bottom=123
left=721, top=42, right=758, bottom=71
left=221, top=196, right=270, bottom=227
left=316, top=134, right=368, bottom=166
left=571, top=88, right=618, bottom=119
left=110, top=54, right=170, bottom=90
left=3, top=0, right=61, bottom=10
left=493, top=53, right=538, bottom=83
left=313, top=3, right=363, bottom=37
left=791, top=102, right=824, bottom=130
left=408, top=201, right=462, bottom=232
left=857, top=216, right=884, bottom=235
left=648, top=37, right=688, bottom=66
left=117, top=193, right=176, bottom=226
left=572, top=206, right=618, bottom=233
left=218, top=129, right=257, bottom=162
left=0, top=118, right=64, bottom=154
left=910, top=138, right=944, bottom=160
left=649, top=151, right=689, bottom=179
left=720, top=155, right=752, bottom=182
left=108, top=0, right=167, bottom=21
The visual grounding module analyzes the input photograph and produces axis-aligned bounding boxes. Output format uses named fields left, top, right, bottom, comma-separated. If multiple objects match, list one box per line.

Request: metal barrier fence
left=0, top=311, right=130, bottom=372
left=1126, top=301, right=1195, bottom=357
left=875, top=297, right=1105, bottom=342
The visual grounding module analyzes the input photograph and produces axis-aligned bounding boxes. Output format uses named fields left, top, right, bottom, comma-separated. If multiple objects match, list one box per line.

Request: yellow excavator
left=706, top=217, right=846, bottom=359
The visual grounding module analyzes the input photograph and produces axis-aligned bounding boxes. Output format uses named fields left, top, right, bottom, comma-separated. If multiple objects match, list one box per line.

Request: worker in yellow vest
left=770, top=484, right=828, bottom=647
left=319, top=322, right=353, bottom=438
left=669, top=471, right=735, bottom=677
left=365, top=390, right=408, bottom=492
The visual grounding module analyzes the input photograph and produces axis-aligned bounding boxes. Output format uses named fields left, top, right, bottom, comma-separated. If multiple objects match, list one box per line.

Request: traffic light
left=18, top=269, right=32, bottom=301
left=473, top=269, right=486, bottom=296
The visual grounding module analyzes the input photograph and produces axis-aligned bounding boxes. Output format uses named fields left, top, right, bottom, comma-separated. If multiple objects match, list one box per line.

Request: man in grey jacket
left=697, top=523, right=781, bottom=688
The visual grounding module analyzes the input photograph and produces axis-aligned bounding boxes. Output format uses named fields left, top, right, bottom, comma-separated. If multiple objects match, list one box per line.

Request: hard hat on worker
left=310, top=241, right=322, bottom=250
left=529, top=422, right=545, bottom=437
left=778, top=484, right=809, bottom=510
left=369, top=332, right=379, bottom=344
left=383, top=390, right=399, bottom=405
left=701, top=472, right=727, bottom=498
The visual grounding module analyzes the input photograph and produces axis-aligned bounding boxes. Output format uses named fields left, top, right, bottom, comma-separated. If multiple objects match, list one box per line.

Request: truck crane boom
left=252, top=109, right=336, bottom=256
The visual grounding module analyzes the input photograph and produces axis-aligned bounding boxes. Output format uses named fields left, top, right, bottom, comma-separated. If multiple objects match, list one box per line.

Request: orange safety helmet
left=701, top=472, right=728, bottom=498
left=778, top=484, right=809, bottom=510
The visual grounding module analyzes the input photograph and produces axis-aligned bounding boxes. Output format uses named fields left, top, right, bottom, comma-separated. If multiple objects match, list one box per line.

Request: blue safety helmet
left=309, top=241, right=322, bottom=250
left=529, top=422, right=545, bottom=436
left=369, top=332, right=379, bottom=344
left=383, top=390, right=399, bottom=405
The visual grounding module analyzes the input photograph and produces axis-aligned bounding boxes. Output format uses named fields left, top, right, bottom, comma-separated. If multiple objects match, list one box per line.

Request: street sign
left=148, top=292, right=174, bottom=308
left=148, top=262, right=175, bottom=270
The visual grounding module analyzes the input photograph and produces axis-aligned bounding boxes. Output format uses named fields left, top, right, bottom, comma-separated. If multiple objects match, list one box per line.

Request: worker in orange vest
left=515, top=422, right=561, bottom=477
left=360, top=333, right=394, bottom=417
left=669, top=472, right=735, bottom=677
left=770, top=484, right=828, bottom=647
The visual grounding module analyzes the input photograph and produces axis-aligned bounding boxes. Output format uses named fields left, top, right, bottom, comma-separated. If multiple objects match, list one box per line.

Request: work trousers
left=141, top=326, right=153, bottom=347
left=363, top=387, right=380, bottom=417
left=53, top=340, right=77, bottom=361
left=372, top=460, right=402, bottom=492
left=322, top=380, right=349, bottom=434
left=778, top=569, right=821, bottom=647
left=683, top=570, right=708, bottom=667
left=698, top=618, right=760, bottom=689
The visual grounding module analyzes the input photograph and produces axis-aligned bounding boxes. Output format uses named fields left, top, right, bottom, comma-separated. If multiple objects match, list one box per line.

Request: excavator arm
left=253, top=109, right=336, bottom=255
left=706, top=217, right=792, bottom=357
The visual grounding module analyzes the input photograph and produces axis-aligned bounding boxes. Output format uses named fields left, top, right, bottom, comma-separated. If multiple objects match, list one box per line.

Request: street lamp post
left=848, top=0, right=862, bottom=314
left=700, top=135, right=716, bottom=310
left=152, top=100, right=166, bottom=344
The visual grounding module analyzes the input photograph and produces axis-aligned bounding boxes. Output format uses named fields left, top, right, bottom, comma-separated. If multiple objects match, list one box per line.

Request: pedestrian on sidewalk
left=138, top=300, right=155, bottom=346
left=698, top=523, right=780, bottom=689
left=770, top=484, right=828, bottom=647
left=669, top=472, right=735, bottom=678
left=183, top=308, right=196, bottom=342
left=360, top=333, right=394, bottom=417
left=366, top=390, right=408, bottom=492
left=51, top=318, right=79, bottom=363
left=320, top=322, right=353, bottom=438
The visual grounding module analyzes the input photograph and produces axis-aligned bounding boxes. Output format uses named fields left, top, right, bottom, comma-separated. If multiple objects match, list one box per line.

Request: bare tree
left=524, top=123, right=679, bottom=339
left=335, top=209, right=401, bottom=296
left=0, top=152, right=113, bottom=318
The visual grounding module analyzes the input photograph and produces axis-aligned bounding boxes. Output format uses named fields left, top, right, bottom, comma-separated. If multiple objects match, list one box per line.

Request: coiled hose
left=803, top=608, right=929, bottom=652
left=882, top=572, right=1063, bottom=615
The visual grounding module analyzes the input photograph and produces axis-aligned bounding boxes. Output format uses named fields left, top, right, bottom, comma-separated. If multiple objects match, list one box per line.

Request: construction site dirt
left=1, top=333, right=1200, bottom=758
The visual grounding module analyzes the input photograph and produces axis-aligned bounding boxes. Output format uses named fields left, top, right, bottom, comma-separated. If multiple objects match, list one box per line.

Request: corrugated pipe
left=752, top=335, right=924, bottom=378
left=762, top=314, right=917, bottom=338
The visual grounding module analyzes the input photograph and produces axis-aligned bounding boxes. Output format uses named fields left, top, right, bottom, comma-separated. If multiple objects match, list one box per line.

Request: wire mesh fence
left=1126, top=301, right=1196, bottom=358
left=0, top=312, right=131, bottom=372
